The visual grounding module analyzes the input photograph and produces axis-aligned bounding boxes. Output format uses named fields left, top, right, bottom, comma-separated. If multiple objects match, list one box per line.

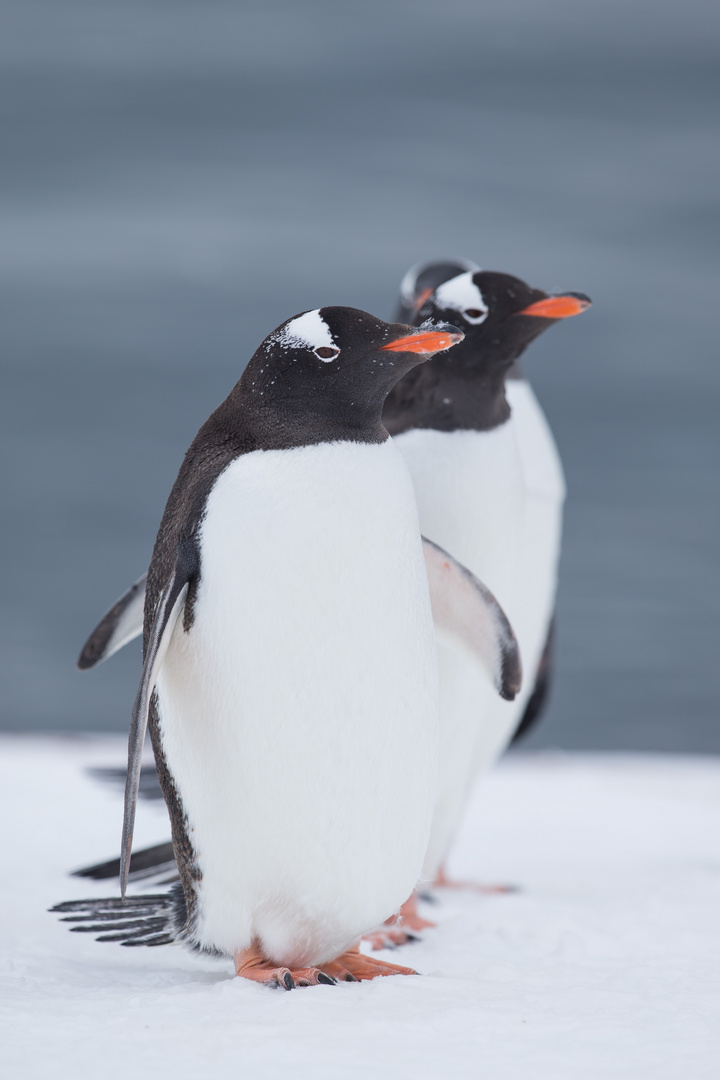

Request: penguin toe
left=362, top=894, right=436, bottom=950
left=322, top=959, right=360, bottom=981
left=363, top=928, right=412, bottom=950
left=325, top=946, right=418, bottom=981
left=234, top=947, right=340, bottom=989
left=288, top=967, right=336, bottom=987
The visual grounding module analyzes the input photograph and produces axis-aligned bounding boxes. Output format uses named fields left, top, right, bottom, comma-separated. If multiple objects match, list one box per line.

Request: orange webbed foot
left=235, top=939, right=418, bottom=989
left=234, top=943, right=337, bottom=990
left=363, top=892, right=436, bottom=951
left=323, top=945, right=417, bottom=981
left=363, top=925, right=418, bottom=951
left=394, top=891, right=436, bottom=932
left=434, top=865, right=519, bottom=894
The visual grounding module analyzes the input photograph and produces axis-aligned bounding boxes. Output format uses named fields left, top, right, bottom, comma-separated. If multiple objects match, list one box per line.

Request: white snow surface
left=2, top=737, right=719, bottom=1080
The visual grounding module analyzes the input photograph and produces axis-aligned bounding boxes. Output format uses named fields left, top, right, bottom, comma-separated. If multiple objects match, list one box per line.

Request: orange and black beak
left=412, top=287, right=434, bottom=311
left=515, top=292, right=592, bottom=320
left=382, top=326, right=464, bottom=355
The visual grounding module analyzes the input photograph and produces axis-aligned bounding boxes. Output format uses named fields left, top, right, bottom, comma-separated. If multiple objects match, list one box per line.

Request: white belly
left=393, top=425, right=524, bottom=877
left=505, top=378, right=565, bottom=711
left=395, top=396, right=565, bottom=877
left=155, top=439, right=438, bottom=966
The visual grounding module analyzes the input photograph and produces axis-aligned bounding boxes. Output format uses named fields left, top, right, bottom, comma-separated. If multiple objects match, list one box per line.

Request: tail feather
left=50, top=887, right=184, bottom=948
left=87, top=765, right=164, bottom=801
left=72, top=841, right=178, bottom=885
left=122, top=934, right=175, bottom=947
left=70, top=917, right=169, bottom=934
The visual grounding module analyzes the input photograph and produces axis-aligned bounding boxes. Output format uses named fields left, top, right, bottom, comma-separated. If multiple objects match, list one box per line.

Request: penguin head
left=406, top=264, right=591, bottom=371
left=239, top=306, right=464, bottom=440
left=396, top=258, right=480, bottom=324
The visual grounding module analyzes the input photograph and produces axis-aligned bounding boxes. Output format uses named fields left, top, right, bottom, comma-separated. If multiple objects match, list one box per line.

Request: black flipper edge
left=120, top=574, right=188, bottom=898
left=422, top=537, right=522, bottom=701
left=77, top=574, right=147, bottom=670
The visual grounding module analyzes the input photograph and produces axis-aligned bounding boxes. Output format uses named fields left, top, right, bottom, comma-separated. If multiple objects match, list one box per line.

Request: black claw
left=345, top=973, right=359, bottom=982
left=283, top=972, right=295, bottom=990
left=317, top=972, right=336, bottom=985
left=405, top=933, right=420, bottom=943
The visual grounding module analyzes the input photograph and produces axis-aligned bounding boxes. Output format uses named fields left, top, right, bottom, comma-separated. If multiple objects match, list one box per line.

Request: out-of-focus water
left=3, top=0, right=719, bottom=749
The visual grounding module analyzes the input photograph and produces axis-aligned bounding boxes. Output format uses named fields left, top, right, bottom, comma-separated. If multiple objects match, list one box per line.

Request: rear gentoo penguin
left=55, top=307, right=523, bottom=988
left=384, top=263, right=591, bottom=891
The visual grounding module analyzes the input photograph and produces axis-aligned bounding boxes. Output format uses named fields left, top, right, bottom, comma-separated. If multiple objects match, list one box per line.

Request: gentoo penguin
left=56, top=307, right=522, bottom=987
left=384, top=262, right=591, bottom=891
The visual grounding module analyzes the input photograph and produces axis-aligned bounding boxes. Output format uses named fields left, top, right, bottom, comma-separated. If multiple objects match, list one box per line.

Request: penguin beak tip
left=382, top=329, right=464, bottom=355
left=515, top=293, right=592, bottom=319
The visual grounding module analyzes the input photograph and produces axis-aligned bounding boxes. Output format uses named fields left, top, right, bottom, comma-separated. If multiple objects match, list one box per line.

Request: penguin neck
left=382, top=351, right=512, bottom=436
left=219, top=383, right=389, bottom=452
left=506, top=360, right=525, bottom=380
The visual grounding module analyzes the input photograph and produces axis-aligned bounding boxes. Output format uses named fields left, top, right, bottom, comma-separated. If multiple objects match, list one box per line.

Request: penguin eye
left=464, top=308, right=487, bottom=323
left=315, top=346, right=339, bottom=361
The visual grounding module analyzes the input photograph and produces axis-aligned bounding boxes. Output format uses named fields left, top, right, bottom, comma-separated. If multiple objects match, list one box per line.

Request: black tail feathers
left=87, top=764, right=164, bottom=801
left=72, top=840, right=179, bottom=886
left=50, top=884, right=186, bottom=947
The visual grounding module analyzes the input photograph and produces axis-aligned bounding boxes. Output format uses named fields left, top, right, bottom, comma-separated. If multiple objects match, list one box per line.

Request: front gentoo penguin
left=383, top=263, right=591, bottom=892
left=56, top=307, right=523, bottom=987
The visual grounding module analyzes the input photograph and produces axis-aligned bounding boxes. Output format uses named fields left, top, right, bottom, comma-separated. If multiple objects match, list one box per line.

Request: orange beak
left=382, top=329, right=464, bottom=354
left=413, top=287, right=434, bottom=311
left=515, top=293, right=591, bottom=319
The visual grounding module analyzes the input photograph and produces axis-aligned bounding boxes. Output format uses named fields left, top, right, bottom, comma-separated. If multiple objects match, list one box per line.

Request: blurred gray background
left=3, top=0, right=719, bottom=750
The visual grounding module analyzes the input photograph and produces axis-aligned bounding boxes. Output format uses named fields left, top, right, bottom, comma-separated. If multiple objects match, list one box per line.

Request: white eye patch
left=275, top=310, right=338, bottom=360
left=399, top=258, right=480, bottom=305
left=433, top=272, right=488, bottom=325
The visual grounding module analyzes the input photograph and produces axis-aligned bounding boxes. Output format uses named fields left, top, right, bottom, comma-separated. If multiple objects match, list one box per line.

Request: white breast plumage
left=394, top=397, right=564, bottom=878
left=154, top=439, right=439, bottom=966
left=505, top=377, right=565, bottom=719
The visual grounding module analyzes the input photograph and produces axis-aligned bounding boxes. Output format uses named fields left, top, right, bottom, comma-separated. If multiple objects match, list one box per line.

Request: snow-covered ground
left=1, top=737, right=719, bottom=1079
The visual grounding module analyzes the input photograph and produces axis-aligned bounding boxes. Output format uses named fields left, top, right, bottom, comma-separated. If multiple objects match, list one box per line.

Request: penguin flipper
left=77, top=574, right=147, bottom=670
left=422, top=537, right=522, bottom=701
left=121, top=569, right=188, bottom=897
left=510, top=616, right=555, bottom=743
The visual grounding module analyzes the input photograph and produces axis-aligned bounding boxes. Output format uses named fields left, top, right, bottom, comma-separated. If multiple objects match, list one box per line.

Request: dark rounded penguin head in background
left=396, top=258, right=480, bottom=324
left=244, top=306, right=464, bottom=410
left=383, top=263, right=591, bottom=434
left=407, top=266, right=591, bottom=371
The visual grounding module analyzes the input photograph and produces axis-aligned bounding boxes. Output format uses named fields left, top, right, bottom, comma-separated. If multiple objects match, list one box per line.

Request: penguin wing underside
left=78, top=545, right=523, bottom=705
left=422, top=537, right=522, bottom=702
left=77, top=574, right=147, bottom=670
left=121, top=568, right=188, bottom=897
left=511, top=615, right=555, bottom=743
